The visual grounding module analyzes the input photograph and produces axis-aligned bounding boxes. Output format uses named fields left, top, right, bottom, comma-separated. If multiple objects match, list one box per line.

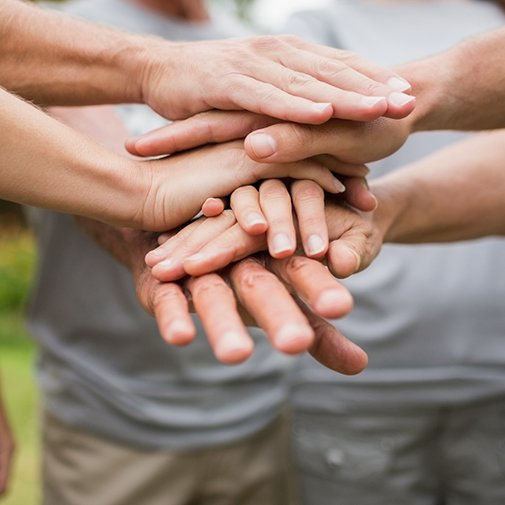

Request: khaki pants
left=42, top=411, right=298, bottom=505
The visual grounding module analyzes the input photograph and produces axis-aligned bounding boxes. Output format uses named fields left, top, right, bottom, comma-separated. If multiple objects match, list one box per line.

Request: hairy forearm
left=397, top=26, right=505, bottom=133
left=0, top=88, right=146, bottom=225
left=372, top=130, right=505, bottom=243
left=0, top=0, right=159, bottom=106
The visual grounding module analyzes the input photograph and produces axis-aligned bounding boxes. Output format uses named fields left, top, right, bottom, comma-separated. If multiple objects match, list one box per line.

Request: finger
left=302, top=305, right=369, bottom=375
left=230, top=186, right=267, bottom=235
left=223, top=74, right=335, bottom=125
left=146, top=217, right=207, bottom=267
left=263, top=158, right=345, bottom=195
left=269, top=255, right=353, bottom=320
left=272, top=35, right=415, bottom=119
left=248, top=60, right=390, bottom=121
left=258, top=180, right=297, bottom=258
left=187, top=274, right=254, bottom=364
left=280, top=35, right=413, bottom=93
left=184, top=224, right=267, bottom=277
left=244, top=120, right=387, bottom=165
left=291, top=180, right=328, bottom=258
left=126, top=111, right=280, bottom=157
left=152, top=282, right=197, bottom=346
left=230, top=258, right=314, bottom=355
left=151, top=211, right=237, bottom=281
left=342, top=177, right=377, bottom=212
left=201, top=197, right=226, bottom=217
left=311, top=154, right=370, bottom=178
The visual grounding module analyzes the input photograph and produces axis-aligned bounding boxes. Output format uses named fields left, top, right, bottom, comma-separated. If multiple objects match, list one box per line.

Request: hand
left=141, top=34, right=415, bottom=125
left=137, top=140, right=354, bottom=231
left=125, top=110, right=412, bottom=169
left=0, top=389, right=15, bottom=497
left=135, top=236, right=367, bottom=374
left=146, top=177, right=377, bottom=278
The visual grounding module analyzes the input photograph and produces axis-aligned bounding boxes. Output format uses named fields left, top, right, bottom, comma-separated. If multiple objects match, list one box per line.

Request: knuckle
left=284, top=254, right=311, bottom=276
left=292, top=181, right=324, bottom=203
left=191, top=276, right=232, bottom=299
left=250, top=34, right=284, bottom=51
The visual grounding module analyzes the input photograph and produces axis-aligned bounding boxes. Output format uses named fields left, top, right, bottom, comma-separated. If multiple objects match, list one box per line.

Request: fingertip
left=314, top=289, right=354, bottom=319
left=387, top=76, right=412, bottom=93
left=163, top=319, right=196, bottom=346
left=145, top=248, right=166, bottom=267
left=274, top=323, right=314, bottom=355
left=246, top=132, right=277, bottom=160
left=214, top=331, right=254, bottom=364
left=385, top=92, right=416, bottom=119
left=202, top=198, right=225, bottom=217
left=151, top=258, right=185, bottom=282
left=328, top=243, right=362, bottom=278
left=124, top=137, right=140, bottom=155
left=270, top=233, right=295, bottom=258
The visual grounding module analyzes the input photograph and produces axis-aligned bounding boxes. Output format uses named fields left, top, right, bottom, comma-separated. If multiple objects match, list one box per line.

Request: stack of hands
left=118, top=95, right=418, bottom=375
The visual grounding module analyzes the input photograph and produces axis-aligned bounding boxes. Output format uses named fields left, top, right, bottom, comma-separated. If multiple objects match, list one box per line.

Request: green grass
left=0, top=229, right=40, bottom=505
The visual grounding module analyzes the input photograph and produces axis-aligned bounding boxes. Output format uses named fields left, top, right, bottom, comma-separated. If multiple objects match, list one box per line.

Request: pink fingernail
left=387, top=76, right=411, bottom=92
left=334, top=178, right=346, bottom=193
left=272, top=234, right=292, bottom=255
left=388, top=92, right=415, bottom=107
left=150, top=248, right=164, bottom=257
left=361, top=96, right=386, bottom=107
left=246, top=212, right=266, bottom=228
left=307, top=234, right=326, bottom=256
left=312, top=102, right=333, bottom=113
left=249, top=133, right=277, bottom=159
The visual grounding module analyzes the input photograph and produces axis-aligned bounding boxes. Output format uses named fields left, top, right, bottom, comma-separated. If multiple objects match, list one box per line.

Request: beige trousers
left=42, top=411, right=299, bottom=505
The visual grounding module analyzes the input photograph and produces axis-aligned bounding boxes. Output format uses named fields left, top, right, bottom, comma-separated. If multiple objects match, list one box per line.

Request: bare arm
left=0, top=0, right=414, bottom=123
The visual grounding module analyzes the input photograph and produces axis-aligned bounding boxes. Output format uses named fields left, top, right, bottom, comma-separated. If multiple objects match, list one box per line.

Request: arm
left=0, top=0, right=414, bottom=123
left=1, top=92, right=347, bottom=230
left=129, top=25, right=505, bottom=163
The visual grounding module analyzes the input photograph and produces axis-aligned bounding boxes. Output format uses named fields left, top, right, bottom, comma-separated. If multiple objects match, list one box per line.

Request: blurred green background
left=0, top=203, right=40, bottom=505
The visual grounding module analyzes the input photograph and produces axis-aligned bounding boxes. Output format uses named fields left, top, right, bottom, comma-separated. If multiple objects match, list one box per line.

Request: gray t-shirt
left=27, top=0, right=296, bottom=450
left=288, top=0, right=505, bottom=412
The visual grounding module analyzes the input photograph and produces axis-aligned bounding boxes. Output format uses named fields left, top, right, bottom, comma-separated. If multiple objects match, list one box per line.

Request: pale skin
left=48, top=104, right=367, bottom=373
left=128, top=25, right=505, bottom=164
left=148, top=130, right=505, bottom=282
left=0, top=0, right=417, bottom=223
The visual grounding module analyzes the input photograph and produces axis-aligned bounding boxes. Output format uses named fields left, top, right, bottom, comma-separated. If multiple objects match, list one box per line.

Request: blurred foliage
left=0, top=229, right=36, bottom=312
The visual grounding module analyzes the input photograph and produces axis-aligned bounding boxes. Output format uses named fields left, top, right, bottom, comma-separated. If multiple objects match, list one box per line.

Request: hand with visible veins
left=127, top=26, right=505, bottom=165
left=75, top=215, right=367, bottom=374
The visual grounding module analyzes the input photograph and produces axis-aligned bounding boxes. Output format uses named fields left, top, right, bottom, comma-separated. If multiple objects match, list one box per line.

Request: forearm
left=0, top=88, right=146, bottom=225
left=372, top=130, right=505, bottom=243
left=398, top=26, right=505, bottom=133
left=0, top=0, right=158, bottom=106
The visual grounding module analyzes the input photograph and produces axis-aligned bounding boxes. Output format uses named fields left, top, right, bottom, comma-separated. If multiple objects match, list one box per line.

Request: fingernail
left=246, top=212, right=266, bottom=228
left=186, top=252, right=205, bottom=262
left=387, top=76, right=411, bottom=92
left=361, top=96, right=386, bottom=107
left=158, top=258, right=173, bottom=268
left=312, top=102, right=333, bottom=113
left=215, top=331, right=250, bottom=359
left=166, top=320, right=192, bottom=344
left=271, top=234, right=292, bottom=255
left=388, top=92, right=415, bottom=107
left=275, top=323, right=313, bottom=352
left=149, top=248, right=164, bottom=257
left=249, top=133, right=277, bottom=159
left=317, top=289, right=352, bottom=316
left=307, top=234, right=326, bottom=256
left=349, top=248, right=362, bottom=272
left=334, top=178, right=346, bottom=193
